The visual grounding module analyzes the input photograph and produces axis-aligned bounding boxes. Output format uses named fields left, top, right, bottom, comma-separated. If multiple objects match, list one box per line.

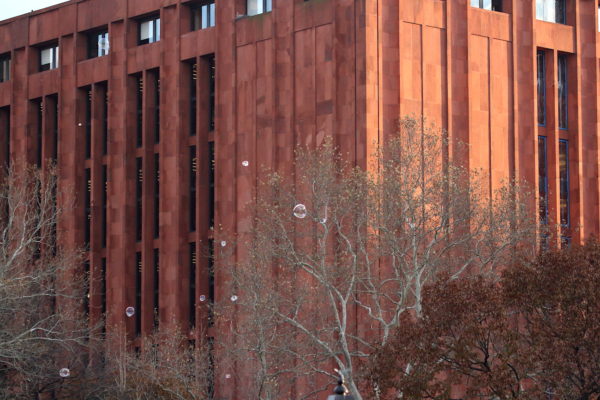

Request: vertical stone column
left=106, top=19, right=135, bottom=335
left=158, top=4, right=185, bottom=328
left=575, top=0, right=599, bottom=238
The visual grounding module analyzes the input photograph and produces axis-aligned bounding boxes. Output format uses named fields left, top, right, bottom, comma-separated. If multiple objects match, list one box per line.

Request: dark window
left=207, top=55, right=215, bottom=131
left=101, top=83, right=108, bottom=155
left=154, top=73, right=160, bottom=144
left=135, top=252, right=142, bottom=336
left=0, top=107, right=10, bottom=168
left=189, top=243, right=196, bottom=329
left=50, top=95, right=58, bottom=162
left=559, top=139, right=569, bottom=227
left=138, top=15, right=160, bottom=45
left=85, top=168, right=91, bottom=246
left=39, top=45, right=59, bottom=71
left=102, top=165, right=107, bottom=248
left=35, top=99, right=42, bottom=168
left=247, top=0, right=272, bottom=15
left=191, top=1, right=216, bottom=30
left=88, top=29, right=109, bottom=58
left=101, top=258, right=107, bottom=318
left=209, top=141, right=215, bottom=229
left=536, top=0, right=566, bottom=24
left=154, top=154, right=160, bottom=238
left=470, top=0, right=502, bottom=11
left=190, top=62, right=197, bottom=136
left=538, top=136, right=548, bottom=224
left=136, top=75, right=143, bottom=148
left=84, top=261, right=90, bottom=317
left=558, top=54, right=568, bottom=130
left=190, top=146, right=197, bottom=232
left=0, top=54, right=10, bottom=82
left=85, top=88, right=92, bottom=159
left=153, top=249, right=159, bottom=327
left=537, top=50, right=546, bottom=126
left=136, top=157, right=143, bottom=242
left=208, top=239, right=214, bottom=326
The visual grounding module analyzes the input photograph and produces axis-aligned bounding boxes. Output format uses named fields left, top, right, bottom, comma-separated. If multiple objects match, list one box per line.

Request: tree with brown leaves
left=366, top=240, right=600, bottom=400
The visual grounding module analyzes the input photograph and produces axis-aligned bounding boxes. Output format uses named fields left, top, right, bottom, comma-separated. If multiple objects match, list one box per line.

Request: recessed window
left=40, top=45, right=59, bottom=71
left=559, top=139, right=569, bottom=227
left=558, top=53, right=568, bottom=130
left=139, top=15, right=160, bottom=45
left=0, top=54, right=10, bottom=82
left=470, top=0, right=502, bottom=11
left=88, top=29, right=109, bottom=58
left=536, top=0, right=566, bottom=24
left=247, top=0, right=272, bottom=16
left=538, top=136, right=548, bottom=224
left=537, top=50, right=546, bottom=126
left=191, top=1, right=215, bottom=30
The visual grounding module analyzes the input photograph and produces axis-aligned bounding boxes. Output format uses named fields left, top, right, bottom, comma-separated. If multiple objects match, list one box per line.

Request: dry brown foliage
left=365, top=239, right=600, bottom=400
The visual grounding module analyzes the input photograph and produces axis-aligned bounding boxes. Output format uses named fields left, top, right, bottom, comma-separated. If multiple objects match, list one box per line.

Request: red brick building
left=0, top=0, right=598, bottom=397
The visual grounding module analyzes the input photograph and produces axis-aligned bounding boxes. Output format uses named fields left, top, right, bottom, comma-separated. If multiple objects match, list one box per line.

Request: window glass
left=559, top=140, right=569, bottom=227
left=537, top=50, right=546, bottom=126
left=40, top=46, right=59, bottom=71
left=247, top=0, right=272, bottom=16
left=538, top=136, right=548, bottom=224
left=191, top=1, right=216, bottom=30
left=88, top=30, right=109, bottom=58
left=558, top=54, right=568, bottom=129
left=139, top=16, right=160, bottom=45
left=537, top=0, right=566, bottom=23
left=470, top=0, right=502, bottom=11
left=0, top=54, right=10, bottom=82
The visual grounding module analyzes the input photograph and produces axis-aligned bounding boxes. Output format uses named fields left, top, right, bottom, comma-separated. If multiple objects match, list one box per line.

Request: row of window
left=471, top=0, right=567, bottom=25
left=0, top=0, right=275, bottom=78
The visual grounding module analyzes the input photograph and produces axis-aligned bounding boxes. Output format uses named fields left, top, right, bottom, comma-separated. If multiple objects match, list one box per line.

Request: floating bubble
left=199, top=295, right=207, bottom=302
left=230, top=295, right=238, bottom=302
left=220, top=240, right=227, bottom=247
left=125, top=306, right=135, bottom=317
left=293, top=204, right=307, bottom=219
left=59, top=368, right=70, bottom=378
left=225, top=374, right=231, bottom=379
left=242, top=160, right=249, bottom=167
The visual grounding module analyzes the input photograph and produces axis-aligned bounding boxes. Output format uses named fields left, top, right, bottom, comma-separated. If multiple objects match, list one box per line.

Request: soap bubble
left=220, top=240, right=227, bottom=247
left=199, top=295, right=206, bottom=302
left=293, top=204, right=307, bottom=219
left=125, top=307, right=135, bottom=317
left=242, top=160, right=249, bottom=167
left=59, top=368, right=70, bottom=378
left=230, top=295, right=238, bottom=302
left=225, top=374, right=231, bottom=379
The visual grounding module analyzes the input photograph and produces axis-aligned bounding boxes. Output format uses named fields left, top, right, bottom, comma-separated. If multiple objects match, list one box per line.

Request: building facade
left=0, top=0, right=599, bottom=397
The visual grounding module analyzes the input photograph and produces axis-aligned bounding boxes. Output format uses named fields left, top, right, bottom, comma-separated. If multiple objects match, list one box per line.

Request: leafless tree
left=217, top=117, right=538, bottom=400
left=82, top=326, right=214, bottom=400
left=0, top=166, right=89, bottom=399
